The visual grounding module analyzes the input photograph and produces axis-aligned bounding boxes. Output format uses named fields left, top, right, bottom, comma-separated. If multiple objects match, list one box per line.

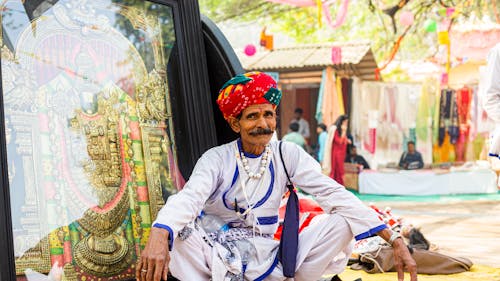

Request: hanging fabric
left=449, top=91, right=459, bottom=145
left=336, top=76, right=345, bottom=116
left=315, top=69, right=327, bottom=123
left=455, top=86, right=472, bottom=161
left=320, top=67, right=339, bottom=126
left=416, top=78, right=438, bottom=164
left=438, top=89, right=453, bottom=146
left=341, top=77, right=351, bottom=116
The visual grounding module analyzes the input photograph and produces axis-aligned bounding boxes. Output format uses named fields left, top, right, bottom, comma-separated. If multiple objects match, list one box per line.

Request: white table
left=358, top=169, right=498, bottom=195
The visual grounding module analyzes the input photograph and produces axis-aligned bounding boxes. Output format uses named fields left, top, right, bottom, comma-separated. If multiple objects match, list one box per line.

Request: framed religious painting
left=0, top=0, right=216, bottom=280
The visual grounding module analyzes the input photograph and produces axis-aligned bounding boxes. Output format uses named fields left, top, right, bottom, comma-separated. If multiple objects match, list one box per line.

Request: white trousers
left=169, top=213, right=353, bottom=281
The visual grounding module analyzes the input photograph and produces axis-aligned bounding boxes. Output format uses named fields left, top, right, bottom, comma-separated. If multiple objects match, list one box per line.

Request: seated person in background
left=345, top=145, right=370, bottom=169
left=282, top=122, right=306, bottom=149
left=399, top=141, right=424, bottom=170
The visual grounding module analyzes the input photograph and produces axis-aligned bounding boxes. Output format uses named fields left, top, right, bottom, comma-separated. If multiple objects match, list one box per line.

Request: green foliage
left=199, top=0, right=497, bottom=64
left=382, top=66, right=411, bottom=82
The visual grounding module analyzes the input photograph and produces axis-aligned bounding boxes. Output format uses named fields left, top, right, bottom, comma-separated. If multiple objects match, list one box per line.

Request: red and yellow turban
left=216, top=71, right=282, bottom=120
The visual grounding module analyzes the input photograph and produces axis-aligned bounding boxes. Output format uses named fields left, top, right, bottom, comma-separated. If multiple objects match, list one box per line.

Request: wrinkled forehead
left=240, top=103, right=275, bottom=115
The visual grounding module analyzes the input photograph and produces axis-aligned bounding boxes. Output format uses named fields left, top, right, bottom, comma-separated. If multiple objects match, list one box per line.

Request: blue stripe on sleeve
left=354, top=224, right=387, bottom=241
left=152, top=223, right=174, bottom=250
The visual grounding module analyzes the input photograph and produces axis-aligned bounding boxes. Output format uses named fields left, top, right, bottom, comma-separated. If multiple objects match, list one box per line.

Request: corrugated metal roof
left=239, top=41, right=372, bottom=69
left=237, top=41, right=379, bottom=81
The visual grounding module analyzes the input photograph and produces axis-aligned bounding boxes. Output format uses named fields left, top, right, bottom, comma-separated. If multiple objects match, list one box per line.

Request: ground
left=387, top=199, right=500, bottom=267
left=334, top=197, right=500, bottom=281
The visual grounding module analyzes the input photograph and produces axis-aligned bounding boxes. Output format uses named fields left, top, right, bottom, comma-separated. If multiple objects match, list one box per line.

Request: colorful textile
left=217, top=72, right=282, bottom=120
left=320, top=67, right=340, bottom=126
left=402, top=128, right=417, bottom=152
left=455, top=87, right=472, bottom=161
left=416, top=79, right=433, bottom=141
left=315, top=69, right=326, bottom=123
left=416, top=79, right=439, bottom=164
left=433, top=133, right=456, bottom=163
left=438, top=89, right=459, bottom=146
left=336, top=76, right=345, bottom=116
left=432, top=86, right=442, bottom=144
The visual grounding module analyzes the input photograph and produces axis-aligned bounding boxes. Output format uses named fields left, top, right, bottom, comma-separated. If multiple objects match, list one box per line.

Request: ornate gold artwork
left=1, top=0, right=180, bottom=280
left=73, top=234, right=133, bottom=277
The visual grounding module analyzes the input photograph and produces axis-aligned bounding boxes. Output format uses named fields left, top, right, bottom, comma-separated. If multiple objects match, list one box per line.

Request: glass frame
left=0, top=0, right=217, bottom=280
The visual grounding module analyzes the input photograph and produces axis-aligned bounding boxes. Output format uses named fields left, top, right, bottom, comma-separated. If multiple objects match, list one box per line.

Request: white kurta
left=153, top=140, right=385, bottom=280
left=483, top=43, right=500, bottom=157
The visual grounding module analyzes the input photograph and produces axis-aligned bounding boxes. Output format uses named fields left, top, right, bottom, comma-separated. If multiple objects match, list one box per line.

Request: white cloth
left=154, top=140, right=385, bottom=280
left=321, top=125, right=336, bottom=175
left=290, top=118, right=310, bottom=138
left=170, top=213, right=354, bottom=281
left=359, top=169, right=497, bottom=195
left=483, top=43, right=500, bottom=157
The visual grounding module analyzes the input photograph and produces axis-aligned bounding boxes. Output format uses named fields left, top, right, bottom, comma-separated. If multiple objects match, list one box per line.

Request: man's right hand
left=136, top=227, right=171, bottom=281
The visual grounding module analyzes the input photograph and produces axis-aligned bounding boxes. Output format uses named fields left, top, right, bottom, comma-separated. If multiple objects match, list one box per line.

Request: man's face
left=294, top=112, right=301, bottom=120
left=228, top=104, right=276, bottom=147
left=351, top=147, right=357, bottom=156
left=408, top=143, right=415, bottom=153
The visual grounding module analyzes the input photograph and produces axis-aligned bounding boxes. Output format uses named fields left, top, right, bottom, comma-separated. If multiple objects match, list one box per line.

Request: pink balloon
left=446, top=7, right=455, bottom=17
left=399, top=11, right=414, bottom=27
left=244, top=44, right=257, bottom=56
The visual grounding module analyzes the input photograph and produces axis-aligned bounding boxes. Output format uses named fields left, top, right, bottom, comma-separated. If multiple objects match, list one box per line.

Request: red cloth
left=216, top=71, right=281, bottom=120
left=274, top=193, right=324, bottom=240
left=455, top=87, right=472, bottom=162
left=329, top=131, right=348, bottom=185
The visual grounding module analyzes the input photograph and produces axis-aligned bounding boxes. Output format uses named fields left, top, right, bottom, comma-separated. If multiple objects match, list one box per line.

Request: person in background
left=330, top=114, right=351, bottom=184
left=483, top=43, right=500, bottom=187
left=316, top=123, right=328, bottom=164
left=345, top=145, right=370, bottom=169
left=484, top=43, right=500, bottom=159
left=398, top=141, right=424, bottom=170
left=283, top=122, right=306, bottom=149
left=289, top=107, right=310, bottom=140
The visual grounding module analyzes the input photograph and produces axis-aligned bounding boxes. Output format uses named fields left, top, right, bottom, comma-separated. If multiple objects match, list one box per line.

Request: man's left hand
left=392, top=238, right=417, bottom=281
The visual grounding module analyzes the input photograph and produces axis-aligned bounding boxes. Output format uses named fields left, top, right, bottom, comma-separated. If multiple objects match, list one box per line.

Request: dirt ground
left=372, top=199, right=500, bottom=268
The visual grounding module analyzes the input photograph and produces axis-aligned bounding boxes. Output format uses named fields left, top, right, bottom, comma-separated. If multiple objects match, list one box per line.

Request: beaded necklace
left=233, top=141, right=271, bottom=219
left=240, top=145, right=270, bottom=179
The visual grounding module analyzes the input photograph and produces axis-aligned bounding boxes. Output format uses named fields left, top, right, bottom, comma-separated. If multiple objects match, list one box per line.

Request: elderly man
left=136, top=72, right=417, bottom=281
